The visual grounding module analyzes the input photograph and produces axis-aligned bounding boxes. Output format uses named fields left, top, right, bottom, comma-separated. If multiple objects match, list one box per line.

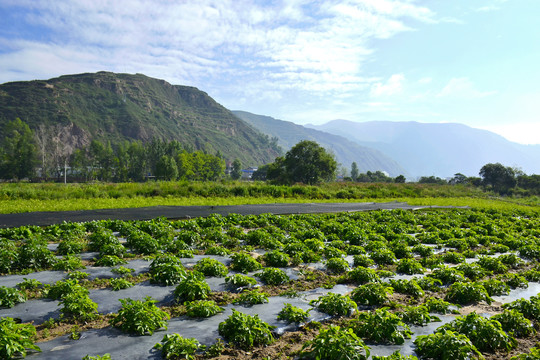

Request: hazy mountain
left=232, top=111, right=406, bottom=176
left=307, top=120, right=540, bottom=178
left=0, top=72, right=281, bottom=165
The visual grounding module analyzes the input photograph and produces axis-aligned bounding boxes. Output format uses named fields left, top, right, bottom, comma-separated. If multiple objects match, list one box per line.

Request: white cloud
left=370, top=74, right=404, bottom=97
left=481, top=122, right=540, bottom=145
left=438, top=77, right=496, bottom=99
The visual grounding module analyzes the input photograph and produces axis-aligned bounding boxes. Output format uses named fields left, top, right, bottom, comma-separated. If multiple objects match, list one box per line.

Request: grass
left=0, top=181, right=538, bottom=214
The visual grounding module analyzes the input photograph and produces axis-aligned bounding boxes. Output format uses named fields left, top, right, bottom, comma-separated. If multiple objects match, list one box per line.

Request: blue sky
left=1, top=0, right=539, bottom=144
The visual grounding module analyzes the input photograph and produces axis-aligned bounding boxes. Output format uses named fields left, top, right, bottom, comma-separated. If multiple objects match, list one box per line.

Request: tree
left=394, top=175, right=406, bottom=183
left=449, top=173, right=467, bottom=185
left=155, top=155, right=178, bottom=180
left=0, top=118, right=38, bottom=180
left=231, top=159, right=242, bottom=180
left=281, top=140, right=337, bottom=185
left=350, top=162, right=359, bottom=181
left=479, top=163, right=516, bottom=194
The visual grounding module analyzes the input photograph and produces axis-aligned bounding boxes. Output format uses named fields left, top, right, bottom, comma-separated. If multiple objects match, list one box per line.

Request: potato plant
left=154, top=333, right=204, bottom=360
left=218, top=309, right=274, bottom=349
left=184, top=300, right=224, bottom=318
left=0, top=317, right=41, bottom=359
left=257, top=267, right=290, bottom=285
left=351, top=308, right=412, bottom=345
left=300, top=325, right=370, bottom=360
left=277, top=303, right=311, bottom=324
left=174, top=271, right=211, bottom=302
left=310, top=293, right=357, bottom=316
left=414, top=330, right=484, bottom=360
left=110, top=297, right=170, bottom=335
left=193, top=258, right=228, bottom=277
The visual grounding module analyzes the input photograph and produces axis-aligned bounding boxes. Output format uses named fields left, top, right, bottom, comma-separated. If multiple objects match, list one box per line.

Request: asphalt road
left=0, top=202, right=464, bottom=228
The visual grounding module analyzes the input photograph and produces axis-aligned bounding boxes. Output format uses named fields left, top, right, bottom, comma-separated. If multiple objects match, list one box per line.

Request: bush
left=503, top=296, right=540, bottom=321
left=174, top=271, right=211, bottom=302
left=184, top=300, right=223, bottom=318
left=193, top=258, right=228, bottom=277
left=310, top=293, right=357, bottom=316
left=277, top=303, right=311, bottom=324
left=0, top=317, right=41, bottom=359
left=257, top=267, right=290, bottom=285
left=154, top=333, right=203, bottom=360
left=325, top=257, right=350, bottom=274
left=353, top=254, right=374, bottom=268
left=53, top=255, right=85, bottom=271
left=491, top=309, right=535, bottom=338
left=59, top=288, right=99, bottom=322
left=300, top=325, right=370, bottom=360
left=230, top=252, right=262, bottom=274
left=262, top=250, right=290, bottom=267
left=445, top=282, right=493, bottom=305
left=396, top=258, right=425, bottom=275
left=218, top=309, right=274, bottom=349
left=234, top=289, right=269, bottom=306
left=351, top=307, right=412, bottom=344
left=109, top=297, right=170, bottom=335
left=414, top=330, right=484, bottom=360
left=437, top=312, right=516, bottom=352
left=389, top=279, right=424, bottom=299
left=350, top=283, right=392, bottom=307
left=346, top=266, right=380, bottom=284
left=424, top=297, right=459, bottom=314
left=224, top=274, right=257, bottom=289
left=399, top=305, right=441, bottom=326
left=149, top=255, right=187, bottom=286
left=0, top=286, right=26, bottom=308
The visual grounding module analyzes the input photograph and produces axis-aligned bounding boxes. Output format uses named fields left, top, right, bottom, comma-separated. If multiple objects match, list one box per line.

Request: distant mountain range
left=307, top=120, right=540, bottom=178
left=0, top=72, right=280, bottom=165
left=233, top=111, right=406, bottom=177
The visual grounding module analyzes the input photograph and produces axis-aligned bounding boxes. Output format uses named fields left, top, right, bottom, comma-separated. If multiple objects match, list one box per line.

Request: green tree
left=394, top=175, right=406, bottom=183
left=231, top=159, right=242, bottom=180
left=479, top=163, right=516, bottom=194
left=282, top=140, right=337, bottom=185
left=350, top=162, right=359, bottom=181
left=155, top=155, right=178, bottom=180
left=0, top=118, right=38, bottom=180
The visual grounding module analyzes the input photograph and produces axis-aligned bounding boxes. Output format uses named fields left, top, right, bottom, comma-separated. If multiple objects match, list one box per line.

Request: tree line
left=0, top=118, right=239, bottom=182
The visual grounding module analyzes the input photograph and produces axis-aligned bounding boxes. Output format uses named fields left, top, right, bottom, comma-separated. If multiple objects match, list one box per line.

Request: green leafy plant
left=427, top=266, right=465, bottom=285
left=455, top=263, right=488, bottom=281
left=234, top=289, right=269, bottom=305
left=53, top=254, right=85, bottom=271
left=310, top=293, right=357, bottom=316
left=184, top=299, right=224, bottom=318
left=110, top=278, right=134, bottom=291
left=16, top=278, right=42, bottom=290
left=0, top=286, right=27, bottom=308
left=230, top=252, right=262, bottom=274
left=414, top=330, right=484, bottom=360
left=350, top=282, right=393, bottom=307
left=491, top=309, right=535, bottom=338
left=109, top=296, right=170, bottom=335
left=300, top=325, right=370, bottom=360
left=205, top=338, right=225, bottom=357
left=46, top=279, right=83, bottom=300
left=94, top=255, right=127, bottom=267
left=511, top=347, right=540, bottom=360
left=150, top=254, right=187, bottom=286
left=372, top=352, right=418, bottom=360
left=204, top=245, right=230, bottom=256
left=257, top=267, right=290, bottom=285
left=111, top=266, right=135, bottom=277
left=389, top=279, right=424, bottom=299
left=154, top=333, right=204, bottom=360
left=325, top=257, right=350, bottom=274
left=396, top=258, right=425, bottom=275
left=352, top=254, right=374, bottom=268
left=437, top=312, right=516, bottom=352
left=399, top=305, right=441, bottom=326
left=224, top=274, right=257, bottom=289
left=0, top=317, right=41, bottom=359
left=346, top=266, right=380, bottom=284
left=174, top=271, right=211, bottom=302
left=502, top=296, right=540, bottom=321
left=68, top=271, right=90, bottom=280
left=479, top=278, right=510, bottom=296
left=82, top=354, right=112, bottom=360
left=193, top=257, right=228, bottom=277
left=424, top=297, right=459, bottom=314
left=369, top=248, right=396, bottom=266
left=277, top=303, right=311, bottom=324
left=445, top=282, right=493, bottom=305
left=218, top=309, right=274, bottom=349
left=351, top=307, right=412, bottom=345
left=262, top=250, right=290, bottom=267
left=58, top=287, right=99, bottom=322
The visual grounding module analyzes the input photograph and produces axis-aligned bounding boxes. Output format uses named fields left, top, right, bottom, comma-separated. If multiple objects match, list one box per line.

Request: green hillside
left=0, top=72, right=281, bottom=165
left=233, top=110, right=406, bottom=176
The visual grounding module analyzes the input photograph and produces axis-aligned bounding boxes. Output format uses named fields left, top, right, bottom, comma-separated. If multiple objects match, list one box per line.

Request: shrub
left=351, top=307, right=412, bottom=344
left=0, top=317, right=40, bottom=359
left=257, top=267, right=290, bottom=285
left=218, top=309, right=274, bottom=349
left=437, top=312, right=516, bottom=352
left=399, top=305, right=441, bottom=326
left=174, top=271, right=211, bottom=302
left=414, top=330, right=484, bottom=360
left=445, top=282, right=493, bottom=305
left=346, top=266, right=380, bottom=284
left=109, top=297, right=170, bottom=335
left=149, top=255, right=187, bottom=286
left=234, top=289, right=269, bottom=305
left=503, top=296, right=540, bottom=321
left=325, top=257, right=350, bottom=274
left=491, top=309, right=535, bottom=338
left=184, top=300, right=223, bottom=318
left=277, top=303, right=311, bottom=324
left=350, top=283, right=393, bottom=307
left=370, top=248, right=396, bottom=265
left=424, top=297, right=459, bottom=314
left=427, top=266, right=465, bottom=285
left=299, top=325, right=370, bottom=360
left=94, top=255, right=127, bottom=267
left=58, top=288, right=99, bottom=322
left=154, top=333, right=203, bottom=360
left=310, top=293, right=357, bottom=316
left=46, top=279, right=83, bottom=300
left=262, top=250, right=290, bottom=267
left=0, top=286, right=26, bottom=308
left=53, top=255, right=85, bottom=271
left=230, top=252, right=262, bottom=274
left=389, top=279, right=424, bottom=299
left=353, top=254, right=374, bottom=268
left=224, top=274, right=257, bottom=289
left=396, top=258, right=425, bottom=275
left=479, top=278, right=510, bottom=296
left=193, top=258, right=228, bottom=277
left=16, top=278, right=42, bottom=291
left=109, top=278, right=134, bottom=291
left=204, top=245, right=230, bottom=256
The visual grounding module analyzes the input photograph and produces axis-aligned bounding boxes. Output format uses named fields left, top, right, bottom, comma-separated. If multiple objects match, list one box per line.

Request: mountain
left=0, top=72, right=280, bottom=165
left=307, top=120, right=540, bottom=178
left=232, top=111, right=406, bottom=177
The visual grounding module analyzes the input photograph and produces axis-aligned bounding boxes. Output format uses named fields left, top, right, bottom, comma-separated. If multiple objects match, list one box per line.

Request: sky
left=1, top=0, right=539, bottom=145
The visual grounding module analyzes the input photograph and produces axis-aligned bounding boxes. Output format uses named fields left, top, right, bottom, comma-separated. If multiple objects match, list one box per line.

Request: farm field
left=1, top=207, right=540, bottom=359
